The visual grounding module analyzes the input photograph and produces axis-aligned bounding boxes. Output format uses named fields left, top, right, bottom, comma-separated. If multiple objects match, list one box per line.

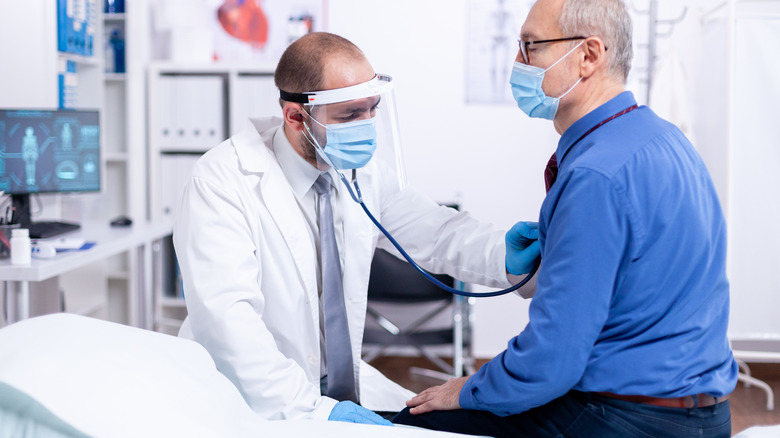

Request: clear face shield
left=296, top=74, right=407, bottom=197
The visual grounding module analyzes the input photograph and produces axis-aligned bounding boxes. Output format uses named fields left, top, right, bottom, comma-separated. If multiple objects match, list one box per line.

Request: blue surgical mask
left=308, top=117, right=378, bottom=170
left=509, top=41, right=584, bottom=120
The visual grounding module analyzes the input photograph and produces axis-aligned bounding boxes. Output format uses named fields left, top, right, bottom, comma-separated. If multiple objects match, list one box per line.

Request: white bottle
left=11, top=228, right=31, bottom=265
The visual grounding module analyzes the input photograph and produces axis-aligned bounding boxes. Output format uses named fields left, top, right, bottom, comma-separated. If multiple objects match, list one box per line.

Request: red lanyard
left=571, top=104, right=639, bottom=151
left=547, top=104, right=640, bottom=193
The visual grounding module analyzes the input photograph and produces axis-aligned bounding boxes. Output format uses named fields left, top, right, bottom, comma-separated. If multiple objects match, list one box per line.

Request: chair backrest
left=367, top=248, right=454, bottom=303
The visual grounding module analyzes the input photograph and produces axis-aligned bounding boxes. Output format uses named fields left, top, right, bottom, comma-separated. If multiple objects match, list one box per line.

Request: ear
left=282, top=103, right=306, bottom=131
left=579, top=37, right=607, bottom=79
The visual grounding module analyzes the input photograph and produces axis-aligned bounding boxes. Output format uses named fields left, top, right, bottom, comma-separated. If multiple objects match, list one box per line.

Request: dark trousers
left=392, top=391, right=731, bottom=438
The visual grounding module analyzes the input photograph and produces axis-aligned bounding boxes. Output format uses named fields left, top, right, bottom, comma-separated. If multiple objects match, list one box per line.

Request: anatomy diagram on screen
left=0, top=111, right=101, bottom=196
left=22, top=127, right=39, bottom=186
left=62, top=123, right=73, bottom=151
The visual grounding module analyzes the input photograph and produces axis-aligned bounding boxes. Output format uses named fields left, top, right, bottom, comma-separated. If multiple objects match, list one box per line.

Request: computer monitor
left=0, top=109, right=100, bottom=229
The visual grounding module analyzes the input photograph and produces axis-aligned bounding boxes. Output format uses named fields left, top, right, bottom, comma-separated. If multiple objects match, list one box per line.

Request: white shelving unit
left=103, top=0, right=155, bottom=325
left=147, top=62, right=280, bottom=333
left=0, top=0, right=153, bottom=326
left=103, top=8, right=132, bottom=322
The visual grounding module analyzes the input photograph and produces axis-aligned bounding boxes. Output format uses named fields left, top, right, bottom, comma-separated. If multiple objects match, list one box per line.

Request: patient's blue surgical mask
left=308, top=116, right=378, bottom=170
left=509, top=41, right=584, bottom=120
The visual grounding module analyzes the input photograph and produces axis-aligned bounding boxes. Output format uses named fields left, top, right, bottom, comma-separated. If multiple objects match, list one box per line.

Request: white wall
left=726, top=4, right=780, bottom=341
left=0, top=1, right=58, bottom=109
left=689, top=1, right=780, bottom=346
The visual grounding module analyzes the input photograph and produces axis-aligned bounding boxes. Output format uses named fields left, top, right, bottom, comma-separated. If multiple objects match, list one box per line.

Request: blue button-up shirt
left=460, top=91, right=738, bottom=416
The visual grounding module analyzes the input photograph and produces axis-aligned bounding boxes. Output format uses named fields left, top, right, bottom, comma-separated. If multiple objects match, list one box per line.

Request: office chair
left=362, top=247, right=475, bottom=380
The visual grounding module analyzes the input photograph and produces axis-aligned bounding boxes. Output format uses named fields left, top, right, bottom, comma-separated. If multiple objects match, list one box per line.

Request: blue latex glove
left=328, top=401, right=394, bottom=426
left=505, top=221, right=541, bottom=275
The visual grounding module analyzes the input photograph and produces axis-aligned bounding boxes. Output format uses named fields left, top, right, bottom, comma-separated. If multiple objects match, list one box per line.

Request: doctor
left=173, top=32, right=539, bottom=425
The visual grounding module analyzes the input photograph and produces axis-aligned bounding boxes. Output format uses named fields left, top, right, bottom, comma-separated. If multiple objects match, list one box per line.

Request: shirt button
left=308, top=355, right=316, bottom=365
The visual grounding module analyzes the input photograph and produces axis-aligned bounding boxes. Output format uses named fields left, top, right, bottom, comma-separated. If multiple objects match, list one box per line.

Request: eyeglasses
left=518, top=36, right=587, bottom=64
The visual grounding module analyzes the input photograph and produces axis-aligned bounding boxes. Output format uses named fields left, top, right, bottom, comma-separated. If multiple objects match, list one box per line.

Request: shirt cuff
left=506, top=271, right=537, bottom=299
left=313, top=396, right=340, bottom=421
left=458, top=378, right=478, bottom=410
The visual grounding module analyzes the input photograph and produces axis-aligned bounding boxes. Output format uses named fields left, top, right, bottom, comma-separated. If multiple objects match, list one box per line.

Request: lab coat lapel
left=262, top=171, right=318, bottom=301
left=234, top=120, right=318, bottom=304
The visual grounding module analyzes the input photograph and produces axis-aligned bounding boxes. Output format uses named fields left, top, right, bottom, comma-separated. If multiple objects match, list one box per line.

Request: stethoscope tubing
left=338, top=172, right=539, bottom=298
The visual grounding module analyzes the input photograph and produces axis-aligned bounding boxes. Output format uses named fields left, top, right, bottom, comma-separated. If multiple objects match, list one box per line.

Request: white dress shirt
left=273, top=127, right=344, bottom=382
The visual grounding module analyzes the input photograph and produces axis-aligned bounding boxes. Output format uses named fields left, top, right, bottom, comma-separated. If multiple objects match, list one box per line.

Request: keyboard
left=29, top=221, right=81, bottom=239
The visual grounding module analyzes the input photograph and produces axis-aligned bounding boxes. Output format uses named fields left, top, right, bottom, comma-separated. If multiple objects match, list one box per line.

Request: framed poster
left=153, top=0, right=326, bottom=64
left=211, top=0, right=326, bottom=63
left=465, top=0, right=533, bottom=105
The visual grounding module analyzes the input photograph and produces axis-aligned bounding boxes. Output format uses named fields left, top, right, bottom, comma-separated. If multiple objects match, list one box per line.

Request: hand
left=406, top=377, right=468, bottom=415
left=328, top=401, right=394, bottom=426
left=505, top=221, right=541, bottom=275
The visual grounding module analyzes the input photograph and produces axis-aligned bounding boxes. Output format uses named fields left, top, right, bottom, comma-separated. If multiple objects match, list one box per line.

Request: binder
left=173, top=76, right=194, bottom=150
left=58, top=60, right=78, bottom=109
left=57, top=0, right=89, bottom=55
left=193, top=76, right=226, bottom=151
left=234, top=75, right=280, bottom=129
left=85, top=0, right=98, bottom=56
left=155, top=75, right=227, bottom=152
left=160, top=154, right=201, bottom=217
left=155, top=76, right=177, bottom=150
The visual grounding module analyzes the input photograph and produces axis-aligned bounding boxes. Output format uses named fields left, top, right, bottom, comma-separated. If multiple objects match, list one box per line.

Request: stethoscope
left=335, top=169, right=539, bottom=298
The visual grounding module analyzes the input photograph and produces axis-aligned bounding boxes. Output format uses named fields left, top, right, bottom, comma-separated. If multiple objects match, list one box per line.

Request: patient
left=394, top=0, right=736, bottom=437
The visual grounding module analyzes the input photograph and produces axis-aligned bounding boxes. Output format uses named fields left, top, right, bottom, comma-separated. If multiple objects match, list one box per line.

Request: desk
left=0, top=220, right=172, bottom=329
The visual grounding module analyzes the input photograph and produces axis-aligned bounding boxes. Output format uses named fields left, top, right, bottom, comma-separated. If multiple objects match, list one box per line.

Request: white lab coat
left=174, top=117, right=511, bottom=421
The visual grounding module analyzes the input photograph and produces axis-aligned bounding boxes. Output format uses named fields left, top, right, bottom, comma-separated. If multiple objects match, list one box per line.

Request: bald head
left=275, top=32, right=370, bottom=100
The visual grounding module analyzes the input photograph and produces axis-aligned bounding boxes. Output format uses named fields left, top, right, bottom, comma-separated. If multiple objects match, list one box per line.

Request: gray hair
left=559, top=0, right=633, bottom=83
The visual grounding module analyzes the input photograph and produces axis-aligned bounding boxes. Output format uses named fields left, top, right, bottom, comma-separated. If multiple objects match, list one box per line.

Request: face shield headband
left=280, top=74, right=393, bottom=106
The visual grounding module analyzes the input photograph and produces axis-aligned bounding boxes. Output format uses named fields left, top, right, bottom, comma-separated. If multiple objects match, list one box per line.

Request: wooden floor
left=370, top=356, right=780, bottom=436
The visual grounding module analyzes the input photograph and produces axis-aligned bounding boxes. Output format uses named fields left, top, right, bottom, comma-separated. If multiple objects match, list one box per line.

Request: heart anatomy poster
left=212, top=0, right=325, bottom=63
left=153, top=0, right=326, bottom=64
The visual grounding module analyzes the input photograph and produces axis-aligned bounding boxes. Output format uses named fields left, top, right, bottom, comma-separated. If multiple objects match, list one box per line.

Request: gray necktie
left=313, top=174, right=358, bottom=403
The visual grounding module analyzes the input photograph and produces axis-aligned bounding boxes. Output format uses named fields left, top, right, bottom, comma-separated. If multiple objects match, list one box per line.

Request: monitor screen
left=0, top=109, right=100, bottom=195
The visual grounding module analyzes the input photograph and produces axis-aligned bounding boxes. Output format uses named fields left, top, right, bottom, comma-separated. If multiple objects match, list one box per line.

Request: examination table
left=0, top=314, right=484, bottom=438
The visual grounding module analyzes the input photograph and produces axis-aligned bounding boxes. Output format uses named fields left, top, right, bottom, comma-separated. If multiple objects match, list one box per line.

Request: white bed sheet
left=734, top=425, right=780, bottom=438
left=0, top=314, right=485, bottom=438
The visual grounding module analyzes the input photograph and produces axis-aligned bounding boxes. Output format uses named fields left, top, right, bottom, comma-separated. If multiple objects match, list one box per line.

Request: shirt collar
left=273, top=127, right=340, bottom=199
left=556, top=91, right=638, bottom=166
